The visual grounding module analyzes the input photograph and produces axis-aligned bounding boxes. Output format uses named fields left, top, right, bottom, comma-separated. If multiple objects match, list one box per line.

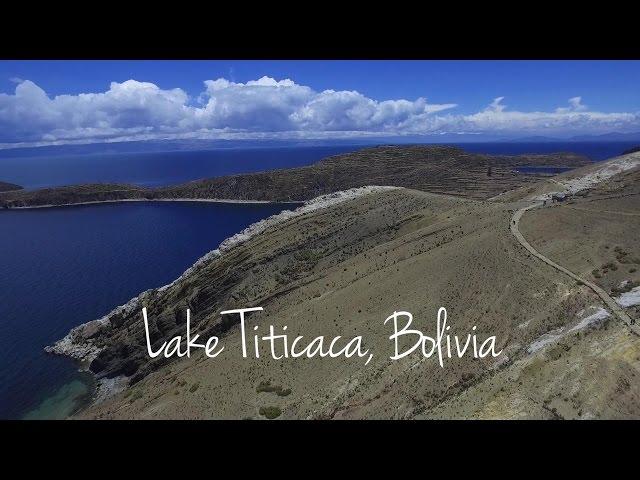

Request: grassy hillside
left=0, top=145, right=591, bottom=208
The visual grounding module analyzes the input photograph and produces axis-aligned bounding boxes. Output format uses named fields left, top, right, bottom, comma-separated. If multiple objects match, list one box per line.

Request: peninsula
left=0, top=145, right=591, bottom=208
left=13, top=145, right=640, bottom=419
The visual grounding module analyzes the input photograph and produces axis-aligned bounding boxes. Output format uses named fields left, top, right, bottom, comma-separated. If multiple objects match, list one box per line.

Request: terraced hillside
left=0, top=145, right=591, bottom=208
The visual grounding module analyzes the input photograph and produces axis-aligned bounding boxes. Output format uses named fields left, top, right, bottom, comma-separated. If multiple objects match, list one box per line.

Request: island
left=0, top=145, right=591, bottom=208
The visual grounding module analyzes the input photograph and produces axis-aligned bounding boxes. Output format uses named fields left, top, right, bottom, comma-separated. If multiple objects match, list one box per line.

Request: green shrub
left=259, top=406, right=282, bottom=419
left=256, top=381, right=291, bottom=396
left=256, top=380, right=275, bottom=393
left=294, top=249, right=323, bottom=264
left=277, top=388, right=292, bottom=397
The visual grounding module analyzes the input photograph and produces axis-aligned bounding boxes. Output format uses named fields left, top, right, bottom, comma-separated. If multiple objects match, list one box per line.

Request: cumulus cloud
left=0, top=76, right=638, bottom=148
left=0, top=79, right=191, bottom=143
left=456, top=96, right=639, bottom=135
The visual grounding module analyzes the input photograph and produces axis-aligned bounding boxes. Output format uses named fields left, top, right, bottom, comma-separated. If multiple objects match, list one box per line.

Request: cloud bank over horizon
left=1, top=76, right=639, bottom=149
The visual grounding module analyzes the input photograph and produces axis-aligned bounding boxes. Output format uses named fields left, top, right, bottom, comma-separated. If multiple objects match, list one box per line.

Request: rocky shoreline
left=43, top=186, right=400, bottom=407
left=5, top=197, right=299, bottom=210
left=44, top=290, right=147, bottom=405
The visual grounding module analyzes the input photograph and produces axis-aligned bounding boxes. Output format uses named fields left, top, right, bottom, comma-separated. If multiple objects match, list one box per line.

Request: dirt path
left=511, top=202, right=640, bottom=335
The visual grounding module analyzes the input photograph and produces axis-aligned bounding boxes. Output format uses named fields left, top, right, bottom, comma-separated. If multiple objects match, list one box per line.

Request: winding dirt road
left=511, top=202, right=640, bottom=335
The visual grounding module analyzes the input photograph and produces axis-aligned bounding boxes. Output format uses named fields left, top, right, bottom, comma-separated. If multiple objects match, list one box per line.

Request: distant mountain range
left=509, top=132, right=640, bottom=143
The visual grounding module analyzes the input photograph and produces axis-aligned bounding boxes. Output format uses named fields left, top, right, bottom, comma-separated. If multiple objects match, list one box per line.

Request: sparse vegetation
left=256, top=381, right=292, bottom=397
left=189, top=382, right=200, bottom=393
left=613, top=247, right=640, bottom=265
left=294, top=249, right=324, bottom=264
left=259, top=406, right=282, bottom=419
left=611, top=281, right=640, bottom=295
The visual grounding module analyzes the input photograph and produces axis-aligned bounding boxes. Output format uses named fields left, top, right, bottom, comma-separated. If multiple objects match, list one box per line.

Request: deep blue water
left=456, top=141, right=638, bottom=161
left=0, top=201, right=289, bottom=419
left=0, top=146, right=363, bottom=190
left=0, top=142, right=636, bottom=191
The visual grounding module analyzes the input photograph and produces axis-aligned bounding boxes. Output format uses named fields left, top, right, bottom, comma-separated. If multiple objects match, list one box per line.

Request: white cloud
left=0, top=79, right=191, bottom=143
left=456, top=96, right=639, bottom=135
left=555, top=96, right=588, bottom=113
left=0, top=76, right=639, bottom=148
left=487, top=96, right=507, bottom=112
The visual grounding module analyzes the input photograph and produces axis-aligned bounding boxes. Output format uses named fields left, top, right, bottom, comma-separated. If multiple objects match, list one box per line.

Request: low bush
left=256, top=381, right=292, bottom=396
left=259, top=406, right=282, bottom=419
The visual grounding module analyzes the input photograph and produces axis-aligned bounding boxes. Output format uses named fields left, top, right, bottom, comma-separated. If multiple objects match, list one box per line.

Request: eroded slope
left=75, top=187, right=600, bottom=419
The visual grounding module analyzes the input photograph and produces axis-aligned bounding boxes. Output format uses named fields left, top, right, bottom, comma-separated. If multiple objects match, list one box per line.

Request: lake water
left=0, top=142, right=636, bottom=190
left=0, top=201, right=289, bottom=419
left=455, top=141, right=637, bottom=161
left=0, top=145, right=364, bottom=190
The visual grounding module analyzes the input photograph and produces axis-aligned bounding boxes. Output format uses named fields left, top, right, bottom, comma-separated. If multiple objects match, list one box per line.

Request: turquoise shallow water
left=23, top=375, right=95, bottom=420
left=0, top=201, right=290, bottom=419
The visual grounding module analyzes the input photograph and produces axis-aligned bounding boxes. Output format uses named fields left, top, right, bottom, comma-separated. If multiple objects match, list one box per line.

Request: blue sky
left=1, top=60, right=639, bottom=148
